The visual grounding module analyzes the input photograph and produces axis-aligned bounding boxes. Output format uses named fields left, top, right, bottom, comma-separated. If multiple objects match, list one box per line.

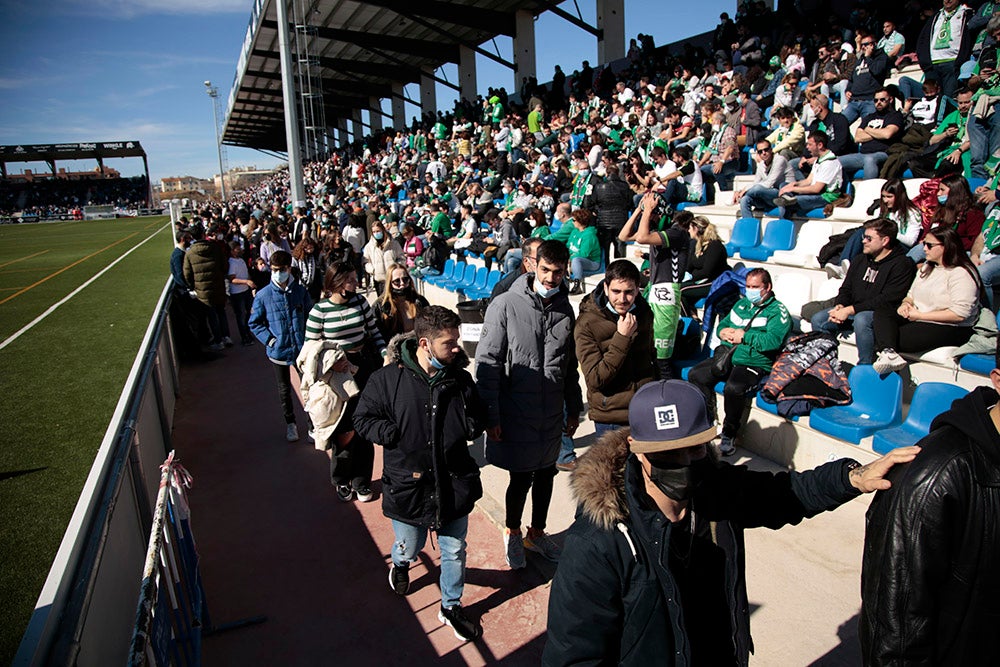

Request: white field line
left=0, top=223, right=170, bottom=351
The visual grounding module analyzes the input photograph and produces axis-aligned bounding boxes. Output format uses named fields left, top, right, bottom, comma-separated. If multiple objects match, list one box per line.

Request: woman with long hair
left=259, top=223, right=291, bottom=265
left=909, top=174, right=985, bottom=261
left=363, top=220, right=405, bottom=295
left=305, top=261, right=388, bottom=502
left=841, top=179, right=923, bottom=267
left=319, top=226, right=355, bottom=276
left=872, top=225, right=982, bottom=373
left=291, top=236, right=322, bottom=302
left=680, top=216, right=729, bottom=316
left=373, top=264, right=429, bottom=341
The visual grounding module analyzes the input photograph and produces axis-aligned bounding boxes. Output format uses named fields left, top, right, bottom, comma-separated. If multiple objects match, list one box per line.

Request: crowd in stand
left=0, top=175, right=149, bottom=218
left=167, top=0, right=999, bottom=661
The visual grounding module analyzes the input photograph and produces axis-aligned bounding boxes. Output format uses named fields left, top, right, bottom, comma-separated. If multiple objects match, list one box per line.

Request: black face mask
left=390, top=286, right=411, bottom=296
left=646, top=457, right=713, bottom=501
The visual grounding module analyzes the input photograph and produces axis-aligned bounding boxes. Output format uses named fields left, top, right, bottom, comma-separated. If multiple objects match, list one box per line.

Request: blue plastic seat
left=466, top=269, right=503, bottom=300
left=755, top=393, right=799, bottom=421
left=424, top=258, right=456, bottom=286
left=676, top=185, right=707, bottom=211
left=446, top=264, right=479, bottom=292
left=440, top=263, right=474, bottom=290
left=809, top=366, right=903, bottom=444
left=959, top=353, right=994, bottom=375
left=457, top=266, right=489, bottom=297
left=968, top=177, right=987, bottom=192
left=871, top=383, right=968, bottom=454
left=740, top=218, right=796, bottom=261
left=724, top=217, right=762, bottom=256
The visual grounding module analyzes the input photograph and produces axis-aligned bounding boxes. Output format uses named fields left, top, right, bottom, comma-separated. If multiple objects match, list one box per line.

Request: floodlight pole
left=204, top=82, right=227, bottom=201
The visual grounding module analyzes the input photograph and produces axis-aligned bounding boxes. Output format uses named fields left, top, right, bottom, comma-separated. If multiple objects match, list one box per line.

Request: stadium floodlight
left=204, top=81, right=227, bottom=201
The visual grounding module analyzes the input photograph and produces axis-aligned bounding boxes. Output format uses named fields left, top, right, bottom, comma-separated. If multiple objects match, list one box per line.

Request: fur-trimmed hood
left=385, top=331, right=471, bottom=369
left=570, top=427, right=632, bottom=531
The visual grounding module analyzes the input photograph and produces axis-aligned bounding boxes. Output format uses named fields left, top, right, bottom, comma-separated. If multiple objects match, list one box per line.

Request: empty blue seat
left=424, top=258, right=456, bottom=286
left=466, top=269, right=503, bottom=300
left=871, top=382, right=968, bottom=454
left=457, top=266, right=489, bottom=297
left=809, top=365, right=903, bottom=444
left=740, top=218, right=796, bottom=261
left=725, top=217, right=762, bottom=256
left=959, top=353, right=994, bottom=375
left=968, top=177, right=987, bottom=192
left=441, top=263, right=475, bottom=290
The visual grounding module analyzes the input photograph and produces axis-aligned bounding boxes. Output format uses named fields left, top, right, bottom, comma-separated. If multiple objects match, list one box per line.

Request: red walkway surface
left=171, top=341, right=553, bottom=665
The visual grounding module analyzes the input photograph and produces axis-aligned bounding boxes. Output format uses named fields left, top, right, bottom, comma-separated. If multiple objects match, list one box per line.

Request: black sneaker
left=438, top=605, right=482, bottom=641
left=389, top=562, right=410, bottom=595
left=354, top=483, right=374, bottom=502
left=335, top=484, right=354, bottom=502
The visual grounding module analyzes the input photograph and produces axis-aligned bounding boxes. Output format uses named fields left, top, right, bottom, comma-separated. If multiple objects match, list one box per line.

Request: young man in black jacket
left=806, top=218, right=917, bottom=364
left=861, top=364, right=1000, bottom=664
left=353, top=306, right=487, bottom=642
left=544, top=380, right=919, bottom=666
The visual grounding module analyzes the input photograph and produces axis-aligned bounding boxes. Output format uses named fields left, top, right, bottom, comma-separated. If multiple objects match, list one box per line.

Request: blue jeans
left=559, top=407, right=576, bottom=464
left=810, top=308, right=876, bottom=364
left=837, top=151, right=888, bottom=180
left=978, top=254, right=1000, bottom=308
left=593, top=422, right=622, bottom=437
left=504, top=249, right=522, bottom=274
left=897, top=76, right=924, bottom=101
left=391, top=515, right=468, bottom=608
left=739, top=184, right=780, bottom=218
left=841, top=99, right=876, bottom=125
left=966, top=102, right=1000, bottom=179
left=841, top=228, right=864, bottom=263
left=700, top=161, right=738, bottom=204
left=907, top=244, right=926, bottom=263
left=571, top=256, right=601, bottom=279
left=779, top=194, right=828, bottom=218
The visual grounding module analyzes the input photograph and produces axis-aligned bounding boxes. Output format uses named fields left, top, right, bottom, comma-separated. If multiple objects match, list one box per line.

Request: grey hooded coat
left=475, top=273, right=584, bottom=472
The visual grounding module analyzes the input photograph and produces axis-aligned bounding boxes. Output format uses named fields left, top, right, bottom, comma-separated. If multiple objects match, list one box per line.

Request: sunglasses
left=862, top=235, right=876, bottom=242
left=922, top=241, right=942, bottom=248
left=861, top=42, right=874, bottom=47
left=874, top=97, right=891, bottom=102
left=391, top=277, right=411, bottom=285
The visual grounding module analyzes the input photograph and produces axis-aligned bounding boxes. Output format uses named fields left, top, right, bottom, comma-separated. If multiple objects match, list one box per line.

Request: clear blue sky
left=0, top=0, right=733, bottom=184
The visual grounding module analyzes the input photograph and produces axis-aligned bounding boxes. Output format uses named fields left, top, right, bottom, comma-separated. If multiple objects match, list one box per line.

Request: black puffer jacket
left=583, top=174, right=632, bottom=230
left=354, top=334, right=487, bottom=529
left=543, top=429, right=863, bottom=667
left=860, top=386, right=1000, bottom=666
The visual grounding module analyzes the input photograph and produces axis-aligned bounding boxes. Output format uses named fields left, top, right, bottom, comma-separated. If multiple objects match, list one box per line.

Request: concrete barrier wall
left=14, top=280, right=180, bottom=667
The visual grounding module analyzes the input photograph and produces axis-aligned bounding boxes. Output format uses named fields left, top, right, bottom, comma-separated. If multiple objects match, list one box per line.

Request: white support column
left=420, top=67, right=437, bottom=122
left=369, top=97, right=383, bottom=132
left=596, top=0, right=626, bottom=65
left=274, top=0, right=305, bottom=206
left=391, top=83, right=406, bottom=131
left=514, top=10, right=536, bottom=91
left=458, top=45, right=478, bottom=105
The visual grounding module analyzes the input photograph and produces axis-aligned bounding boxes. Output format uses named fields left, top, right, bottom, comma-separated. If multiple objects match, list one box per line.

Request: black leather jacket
left=860, top=386, right=1000, bottom=665
left=583, top=175, right=632, bottom=230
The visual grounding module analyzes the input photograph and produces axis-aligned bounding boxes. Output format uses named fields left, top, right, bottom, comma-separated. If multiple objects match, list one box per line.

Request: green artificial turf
left=0, top=217, right=173, bottom=663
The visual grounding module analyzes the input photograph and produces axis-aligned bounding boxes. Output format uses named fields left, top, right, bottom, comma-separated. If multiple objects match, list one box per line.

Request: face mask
left=341, top=290, right=356, bottom=300
left=272, top=269, right=290, bottom=285
left=712, top=124, right=721, bottom=132
left=646, top=458, right=711, bottom=501
left=374, top=232, right=384, bottom=240
left=745, top=287, right=763, bottom=304
left=606, top=300, right=636, bottom=315
left=937, top=194, right=948, bottom=204
left=428, top=352, right=447, bottom=370
left=534, top=278, right=560, bottom=299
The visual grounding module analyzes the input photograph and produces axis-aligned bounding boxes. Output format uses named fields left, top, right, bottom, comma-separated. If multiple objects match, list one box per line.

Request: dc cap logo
left=654, top=404, right=679, bottom=430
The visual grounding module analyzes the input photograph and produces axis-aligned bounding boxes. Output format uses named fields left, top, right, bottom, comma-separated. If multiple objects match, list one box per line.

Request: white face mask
left=272, top=269, right=290, bottom=285
left=534, top=277, right=560, bottom=299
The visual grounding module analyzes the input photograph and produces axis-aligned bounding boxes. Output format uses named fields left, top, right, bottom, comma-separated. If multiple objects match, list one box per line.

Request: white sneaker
left=504, top=529, right=526, bottom=569
left=286, top=423, right=299, bottom=442
left=873, top=349, right=907, bottom=375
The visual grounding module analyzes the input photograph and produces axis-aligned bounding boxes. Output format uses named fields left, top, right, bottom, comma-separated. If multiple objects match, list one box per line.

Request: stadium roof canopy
left=0, top=141, right=148, bottom=178
left=223, top=0, right=580, bottom=151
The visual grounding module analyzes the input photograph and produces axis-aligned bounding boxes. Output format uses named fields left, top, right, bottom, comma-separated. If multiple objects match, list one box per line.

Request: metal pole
left=204, top=83, right=228, bottom=202
left=275, top=0, right=306, bottom=207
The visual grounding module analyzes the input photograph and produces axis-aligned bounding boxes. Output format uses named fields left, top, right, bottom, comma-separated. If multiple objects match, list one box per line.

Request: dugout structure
left=0, top=141, right=152, bottom=209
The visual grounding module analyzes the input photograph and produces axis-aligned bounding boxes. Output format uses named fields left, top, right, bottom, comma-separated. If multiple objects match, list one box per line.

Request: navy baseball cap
left=629, top=380, right=716, bottom=453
